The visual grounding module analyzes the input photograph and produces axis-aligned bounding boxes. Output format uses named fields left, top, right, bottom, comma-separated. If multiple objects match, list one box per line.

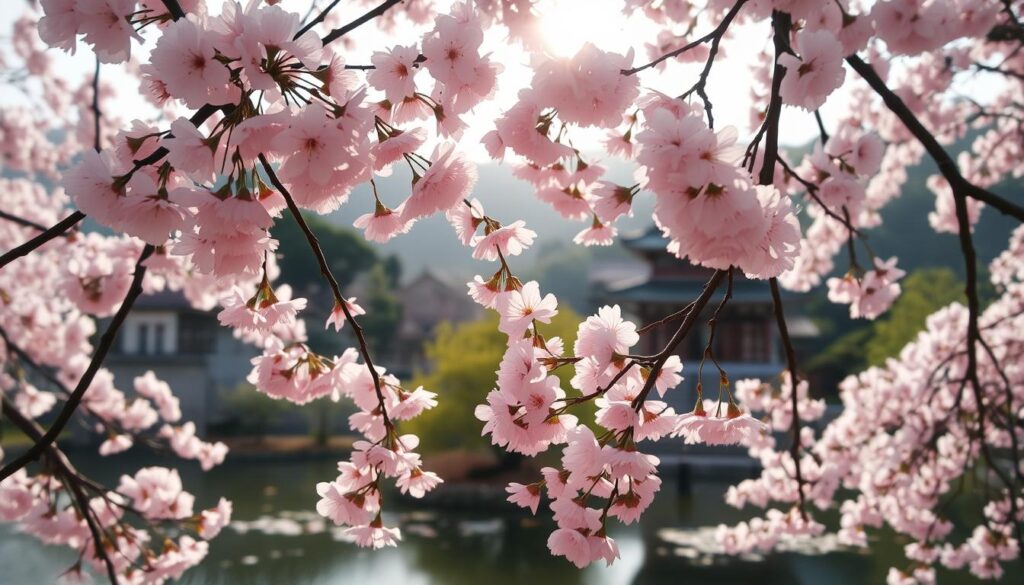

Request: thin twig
left=0, top=211, right=85, bottom=270
left=257, top=154, right=393, bottom=430
left=322, top=0, right=404, bottom=46
left=637, top=301, right=696, bottom=335
left=294, top=0, right=343, bottom=39
left=770, top=277, right=808, bottom=518
left=0, top=209, right=51, bottom=232
left=92, top=57, right=101, bottom=152
left=674, top=0, right=749, bottom=128
left=631, top=270, right=727, bottom=410
left=622, top=0, right=748, bottom=76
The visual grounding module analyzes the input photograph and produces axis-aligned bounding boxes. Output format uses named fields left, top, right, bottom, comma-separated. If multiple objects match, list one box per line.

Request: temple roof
left=620, top=226, right=669, bottom=252
left=132, top=289, right=200, bottom=311
left=604, top=276, right=793, bottom=304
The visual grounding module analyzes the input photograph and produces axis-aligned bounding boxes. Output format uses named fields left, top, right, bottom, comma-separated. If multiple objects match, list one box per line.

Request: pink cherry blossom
left=778, top=29, right=847, bottom=111
left=400, top=144, right=478, bottom=221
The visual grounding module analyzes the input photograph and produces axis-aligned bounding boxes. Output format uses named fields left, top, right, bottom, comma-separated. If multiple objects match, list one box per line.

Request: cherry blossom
left=4, top=0, right=1024, bottom=580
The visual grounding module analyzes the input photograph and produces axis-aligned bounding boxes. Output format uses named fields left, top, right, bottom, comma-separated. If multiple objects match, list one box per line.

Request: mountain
left=321, top=160, right=654, bottom=285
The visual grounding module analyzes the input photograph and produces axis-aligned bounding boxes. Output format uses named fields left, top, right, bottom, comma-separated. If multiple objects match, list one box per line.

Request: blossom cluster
left=0, top=0, right=1022, bottom=582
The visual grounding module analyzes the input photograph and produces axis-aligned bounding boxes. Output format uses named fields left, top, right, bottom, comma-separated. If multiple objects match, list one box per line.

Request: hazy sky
left=0, top=0, right=1004, bottom=164
left=0, top=0, right=848, bottom=160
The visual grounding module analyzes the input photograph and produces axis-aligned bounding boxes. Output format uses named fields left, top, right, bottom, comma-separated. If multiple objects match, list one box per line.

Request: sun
left=536, top=0, right=628, bottom=58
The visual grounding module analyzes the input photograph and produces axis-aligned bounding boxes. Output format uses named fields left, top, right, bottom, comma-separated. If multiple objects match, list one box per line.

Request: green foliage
left=805, top=326, right=873, bottom=394
left=274, top=213, right=378, bottom=292
left=360, top=263, right=403, bottom=354
left=221, top=385, right=294, bottom=439
left=402, top=308, right=583, bottom=453
left=866, top=267, right=963, bottom=365
left=273, top=214, right=398, bottom=355
left=808, top=268, right=964, bottom=393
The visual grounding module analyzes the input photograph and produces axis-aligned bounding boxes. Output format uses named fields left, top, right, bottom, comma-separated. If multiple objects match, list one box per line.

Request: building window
left=715, top=320, right=770, bottom=363
left=740, top=321, right=769, bottom=362
left=178, top=314, right=216, bottom=355
left=118, top=313, right=178, bottom=356
left=138, top=323, right=150, bottom=355
left=154, top=323, right=165, bottom=354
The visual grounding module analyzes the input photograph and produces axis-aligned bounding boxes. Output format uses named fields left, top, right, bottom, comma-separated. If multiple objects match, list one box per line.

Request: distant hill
left=863, top=159, right=1019, bottom=275
left=323, top=148, right=1021, bottom=306
left=323, top=160, right=654, bottom=285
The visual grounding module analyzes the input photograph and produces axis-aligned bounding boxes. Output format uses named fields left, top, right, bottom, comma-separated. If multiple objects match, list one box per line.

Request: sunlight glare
left=536, top=0, right=627, bottom=58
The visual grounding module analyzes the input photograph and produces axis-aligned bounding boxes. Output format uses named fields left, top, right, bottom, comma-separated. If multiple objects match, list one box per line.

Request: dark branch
left=0, top=209, right=51, bottom=232
left=763, top=12, right=808, bottom=518
left=0, top=211, right=85, bottom=270
left=322, top=0, right=404, bottom=46
left=92, top=57, right=101, bottom=152
left=1, top=102, right=221, bottom=272
left=0, top=245, right=155, bottom=482
left=757, top=11, right=791, bottom=185
left=257, top=154, right=393, bottom=429
left=631, top=269, right=727, bottom=410
left=675, top=0, right=750, bottom=128
left=637, top=300, right=696, bottom=335
left=160, top=0, right=185, bottom=20
left=294, top=0, right=343, bottom=39
left=623, top=0, right=748, bottom=76
left=2, top=397, right=121, bottom=583
left=1, top=396, right=121, bottom=584
left=846, top=54, right=1024, bottom=223
left=948, top=133, right=1022, bottom=541
left=813, top=110, right=830, bottom=144
left=770, top=278, right=808, bottom=517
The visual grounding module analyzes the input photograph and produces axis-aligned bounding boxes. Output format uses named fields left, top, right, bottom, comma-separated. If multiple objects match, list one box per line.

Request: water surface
left=0, top=454, right=1014, bottom=584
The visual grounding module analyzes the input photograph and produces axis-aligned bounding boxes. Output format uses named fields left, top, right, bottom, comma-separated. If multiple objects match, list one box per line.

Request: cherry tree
left=1, top=0, right=1023, bottom=582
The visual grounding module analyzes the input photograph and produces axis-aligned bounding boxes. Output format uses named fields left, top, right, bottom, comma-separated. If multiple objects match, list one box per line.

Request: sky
left=0, top=0, right=846, bottom=162
left=0, top=0, right=1009, bottom=282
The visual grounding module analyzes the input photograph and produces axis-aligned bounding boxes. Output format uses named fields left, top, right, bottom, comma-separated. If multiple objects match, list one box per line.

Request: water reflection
left=0, top=454, right=1012, bottom=584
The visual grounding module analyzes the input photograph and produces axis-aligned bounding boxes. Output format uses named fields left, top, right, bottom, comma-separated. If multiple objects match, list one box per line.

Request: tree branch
left=322, top=0, right=404, bottom=46
left=160, top=0, right=185, bottom=20
left=0, top=244, right=155, bottom=482
left=294, top=0, right=343, bottom=40
left=673, top=0, right=749, bottom=128
left=631, top=269, right=727, bottom=410
left=769, top=277, right=808, bottom=517
left=92, top=57, right=101, bottom=152
left=0, top=103, right=221, bottom=272
left=623, top=0, right=748, bottom=76
left=756, top=11, right=791, bottom=185
left=0, top=209, right=51, bottom=232
left=846, top=54, right=1024, bottom=223
left=1, top=396, right=121, bottom=583
left=257, top=154, right=392, bottom=430
left=762, top=12, right=807, bottom=518
left=0, top=211, right=85, bottom=270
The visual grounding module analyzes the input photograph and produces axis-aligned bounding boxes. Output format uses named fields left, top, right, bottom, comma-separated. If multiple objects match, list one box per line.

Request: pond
left=0, top=453, right=1012, bottom=584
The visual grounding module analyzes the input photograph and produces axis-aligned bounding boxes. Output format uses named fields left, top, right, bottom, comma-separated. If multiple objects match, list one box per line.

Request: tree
left=221, top=384, right=293, bottom=443
left=403, top=309, right=583, bottom=454
left=274, top=213, right=379, bottom=294
left=2, top=0, right=1024, bottom=582
left=866, top=267, right=964, bottom=365
left=808, top=267, right=966, bottom=388
left=358, top=264, right=403, bottom=355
